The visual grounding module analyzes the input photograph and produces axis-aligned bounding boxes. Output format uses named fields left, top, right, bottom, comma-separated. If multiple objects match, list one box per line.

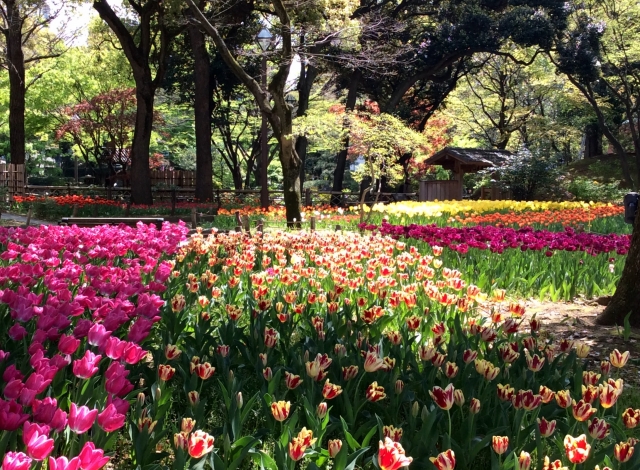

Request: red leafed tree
left=55, top=88, right=138, bottom=173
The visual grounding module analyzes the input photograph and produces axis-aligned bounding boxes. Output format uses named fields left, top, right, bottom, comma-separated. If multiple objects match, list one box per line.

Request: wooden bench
left=59, top=217, right=165, bottom=229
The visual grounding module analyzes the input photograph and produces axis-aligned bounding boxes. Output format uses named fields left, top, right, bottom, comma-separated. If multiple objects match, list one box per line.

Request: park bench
left=58, top=217, right=165, bottom=229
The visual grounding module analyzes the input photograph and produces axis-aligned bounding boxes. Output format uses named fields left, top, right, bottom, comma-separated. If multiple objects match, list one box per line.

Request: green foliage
left=566, top=177, right=626, bottom=203
left=482, top=146, right=564, bottom=201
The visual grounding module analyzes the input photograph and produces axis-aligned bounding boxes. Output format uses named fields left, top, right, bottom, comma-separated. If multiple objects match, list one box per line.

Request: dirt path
left=519, top=299, right=640, bottom=386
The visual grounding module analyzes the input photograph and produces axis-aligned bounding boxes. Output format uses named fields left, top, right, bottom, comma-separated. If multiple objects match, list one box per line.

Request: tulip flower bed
left=2, top=226, right=639, bottom=470
left=359, top=222, right=629, bottom=301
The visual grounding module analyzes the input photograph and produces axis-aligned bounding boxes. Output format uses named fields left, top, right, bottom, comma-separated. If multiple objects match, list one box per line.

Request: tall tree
left=0, top=0, right=66, bottom=164
left=186, top=6, right=213, bottom=202
left=186, top=0, right=302, bottom=224
left=93, top=0, right=180, bottom=204
left=551, top=0, right=640, bottom=324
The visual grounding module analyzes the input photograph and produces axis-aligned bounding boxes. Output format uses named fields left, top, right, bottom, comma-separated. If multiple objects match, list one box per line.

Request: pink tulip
left=104, top=337, right=126, bottom=360
left=97, top=404, right=126, bottom=432
left=106, top=395, right=130, bottom=415
left=23, top=421, right=54, bottom=461
left=0, top=349, right=9, bottom=361
left=73, top=319, right=92, bottom=339
left=4, top=378, right=24, bottom=399
left=50, top=408, right=68, bottom=432
left=2, top=452, right=32, bottom=470
left=58, top=334, right=81, bottom=355
left=24, top=372, right=53, bottom=394
left=3, top=364, right=23, bottom=382
left=32, top=397, right=58, bottom=424
left=122, top=342, right=147, bottom=364
left=78, top=442, right=110, bottom=470
left=49, top=456, right=80, bottom=470
left=0, top=398, right=30, bottom=431
left=88, top=324, right=111, bottom=349
left=8, top=323, right=27, bottom=340
left=68, top=403, right=98, bottom=434
left=128, top=317, right=154, bottom=344
left=72, top=351, right=101, bottom=379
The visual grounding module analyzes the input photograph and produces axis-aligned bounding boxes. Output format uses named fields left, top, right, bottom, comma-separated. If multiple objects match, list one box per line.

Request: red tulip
left=537, top=417, right=556, bottom=437
left=564, top=434, right=590, bottom=464
left=188, top=430, right=215, bottom=459
left=588, top=417, right=610, bottom=440
left=322, top=379, right=343, bottom=400
left=614, top=440, right=635, bottom=463
left=284, top=371, right=303, bottom=390
left=378, top=437, right=413, bottom=470
left=430, top=449, right=455, bottom=470
left=429, top=383, right=455, bottom=410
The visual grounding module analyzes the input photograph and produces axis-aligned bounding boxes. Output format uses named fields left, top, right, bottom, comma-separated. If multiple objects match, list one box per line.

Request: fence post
left=92, top=204, right=99, bottom=217
left=310, top=216, right=316, bottom=231
left=191, top=207, right=197, bottom=229
left=26, top=206, right=32, bottom=226
left=67, top=182, right=71, bottom=195
left=305, top=188, right=312, bottom=207
left=257, top=218, right=264, bottom=233
left=335, top=225, right=341, bottom=232
left=171, top=188, right=176, bottom=216
left=72, top=204, right=78, bottom=217
left=125, top=199, right=131, bottom=216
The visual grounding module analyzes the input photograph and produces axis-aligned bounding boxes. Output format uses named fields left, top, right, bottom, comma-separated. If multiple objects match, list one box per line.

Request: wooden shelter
left=419, top=147, right=513, bottom=201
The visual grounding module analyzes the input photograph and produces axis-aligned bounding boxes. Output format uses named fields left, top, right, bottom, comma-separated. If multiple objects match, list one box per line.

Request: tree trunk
left=130, top=83, right=154, bottom=204
left=597, top=214, right=640, bottom=325
left=295, top=56, right=318, bottom=191
left=331, top=69, right=361, bottom=205
left=188, top=15, right=214, bottom=202
left=280, top=135, right=302, bottom=227
left=6, top=0, right=26, bottom=165
left=583, top=123, right=602, bottom=159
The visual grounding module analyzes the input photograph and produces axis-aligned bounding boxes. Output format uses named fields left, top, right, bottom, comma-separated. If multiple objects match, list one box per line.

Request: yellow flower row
left=368, top=200, right=613, bottom=218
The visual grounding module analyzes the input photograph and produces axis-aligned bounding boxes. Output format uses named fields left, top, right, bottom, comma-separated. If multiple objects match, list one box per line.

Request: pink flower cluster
left=360, top=222, right=631, bottom=256
left=0, top=222, right=187, bottom=467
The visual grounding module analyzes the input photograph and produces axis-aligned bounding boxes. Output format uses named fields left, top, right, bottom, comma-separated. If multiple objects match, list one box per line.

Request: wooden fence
left=150, top=169, right=196, bottom=187
left=0, top=164, right=25, bottom=200
left=419, top=180, right=462, bottom=201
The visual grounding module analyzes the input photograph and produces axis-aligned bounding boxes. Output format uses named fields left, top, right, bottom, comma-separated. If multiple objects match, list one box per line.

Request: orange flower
left=188, top=430, right=215, bottom=459
left=572, top=399, right=597, bottom=421
left=492, top=436, right=509, bottom=455
left=430, top=449, right=455, bottom=470
left=271, top=401, right=291, bottom=421
left=614, top=440, right=635, bottom=463
left=508, top=302, right=525, bottom=317
left=610, top=349, right=630, bottom=368
left=564, top=434, right=590, bottom=464
left=322, top=380, right=343, bottom=400
left=538, top=417, right=556, bottom=437
left=366, top=382, right=387, bottom=402
left=378, top=437, right=413, bottom=470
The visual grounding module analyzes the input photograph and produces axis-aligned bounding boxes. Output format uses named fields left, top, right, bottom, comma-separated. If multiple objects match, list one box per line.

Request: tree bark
left=280, top=135, right=302, bottom=226
left=596, top=214, right=640, bottom=325
left=187, top=12, right=213, bottom=202
left=5, top=0, right=26, bottom=165
left=331, top=69, right=361, bottom=205
left=583, top=123, right=602, bottom=159
left=129, top=84, right=154, bottom=204
left=295, top=51, right=318, bottom=191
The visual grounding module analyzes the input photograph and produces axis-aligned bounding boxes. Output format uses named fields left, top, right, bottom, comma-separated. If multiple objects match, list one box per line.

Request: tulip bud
left=137, top=393, right=145, bottom=407
left=236, top=392, right=243, bottom=409
left=395, top=380, right=404, bottom=395
left=188, top=391, right=200, bottom=407
left=411, top=401, right=420, bottom=418
left=304, top=350, right=309, bottom=362
left=328, top=439, right=342, bottom=458
left=454, top=389, right=465, bottom=407
left=317, top=402, right=328, bottom=419
left=421, top=405, right=429, bottom=421
left=469, top=398, right=481, bottom=414
left=229, top=370, right=234, bottom=383
left=263, top=367, right=272, bottom=381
